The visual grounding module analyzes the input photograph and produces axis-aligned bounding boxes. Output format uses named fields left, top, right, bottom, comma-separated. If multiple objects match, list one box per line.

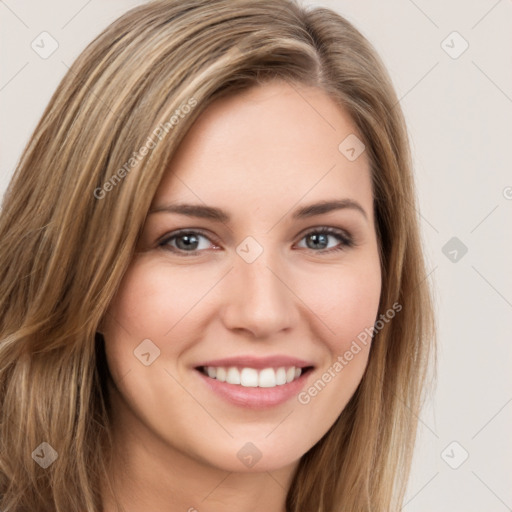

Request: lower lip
left=195, top=368, right=312, bottom=409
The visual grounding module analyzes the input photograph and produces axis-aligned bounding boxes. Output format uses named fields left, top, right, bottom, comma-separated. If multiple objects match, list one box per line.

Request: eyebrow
left=148, top=199, right=368, bottom=223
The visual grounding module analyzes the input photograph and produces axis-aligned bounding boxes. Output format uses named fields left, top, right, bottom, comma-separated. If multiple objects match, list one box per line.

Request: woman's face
left=101, top=80, right=381, bottom=473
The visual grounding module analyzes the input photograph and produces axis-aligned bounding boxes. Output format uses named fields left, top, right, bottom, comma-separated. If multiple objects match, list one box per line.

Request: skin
left=100, top=80, right=382, bottom=512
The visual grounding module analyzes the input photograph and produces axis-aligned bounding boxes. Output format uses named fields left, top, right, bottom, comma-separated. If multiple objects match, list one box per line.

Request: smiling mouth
left=196, top=365, right=314, bottom=388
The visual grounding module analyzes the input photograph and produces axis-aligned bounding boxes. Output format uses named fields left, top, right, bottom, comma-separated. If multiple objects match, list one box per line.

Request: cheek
left=104, top=259, right=208, bottom=340
left=101, top=260, right=177, bottom=378
left=291, top=259, right=381, bottom=442
left=339, top=271, right=381, bottom=347
left=101, top=258, right=227, bottom=383
left=301, top=258, right=382, bottom=353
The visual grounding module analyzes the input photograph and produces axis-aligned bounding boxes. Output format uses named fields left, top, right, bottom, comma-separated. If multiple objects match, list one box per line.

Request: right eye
left=158, top=229, right=220, bottom=256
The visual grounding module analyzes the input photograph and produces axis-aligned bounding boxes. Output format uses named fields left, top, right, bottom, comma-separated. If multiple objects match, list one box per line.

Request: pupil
left=308, top=233, right=328, bottom=249
left=177, top=234, right=198, bottom=250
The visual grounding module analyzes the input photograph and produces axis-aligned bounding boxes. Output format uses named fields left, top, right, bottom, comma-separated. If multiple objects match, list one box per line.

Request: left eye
left=159, top=227, right=353, bottom=255
left=296, top=227, right=353, bottom=252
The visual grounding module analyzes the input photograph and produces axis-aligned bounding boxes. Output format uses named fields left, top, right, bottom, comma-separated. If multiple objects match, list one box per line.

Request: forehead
left=152, top=81, right=372, bottom=217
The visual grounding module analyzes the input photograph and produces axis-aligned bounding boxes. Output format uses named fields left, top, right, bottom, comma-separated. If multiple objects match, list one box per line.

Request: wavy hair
left=0, top=1, right=436, bottom=510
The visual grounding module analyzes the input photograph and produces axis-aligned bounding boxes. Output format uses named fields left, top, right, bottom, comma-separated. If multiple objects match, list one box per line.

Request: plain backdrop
left=1, top=1, right=511, bottom=510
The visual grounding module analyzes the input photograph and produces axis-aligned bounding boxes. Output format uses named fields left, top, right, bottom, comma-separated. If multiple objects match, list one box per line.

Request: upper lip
left=194, top=355, right=315, bottom=370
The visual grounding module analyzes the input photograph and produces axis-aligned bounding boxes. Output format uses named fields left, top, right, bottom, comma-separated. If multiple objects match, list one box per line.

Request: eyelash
left=157, top=227, right=354, bottom=256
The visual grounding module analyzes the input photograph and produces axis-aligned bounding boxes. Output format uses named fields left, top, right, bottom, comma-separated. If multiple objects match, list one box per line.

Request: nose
left=219, top=251, right=300, bottom=339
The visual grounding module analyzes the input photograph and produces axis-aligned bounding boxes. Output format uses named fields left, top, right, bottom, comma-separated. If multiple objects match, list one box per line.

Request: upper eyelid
left=158, top=228, right=218, bottom=246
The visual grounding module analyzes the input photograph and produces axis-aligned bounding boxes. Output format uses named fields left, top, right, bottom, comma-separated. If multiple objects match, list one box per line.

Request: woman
left=0, top=1, right=436, bottom=510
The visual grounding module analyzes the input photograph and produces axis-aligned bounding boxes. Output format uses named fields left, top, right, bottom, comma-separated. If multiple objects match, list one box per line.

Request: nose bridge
left=221, top=240, right=298, bottom=336
left=239, top=250, right=283, bottom=299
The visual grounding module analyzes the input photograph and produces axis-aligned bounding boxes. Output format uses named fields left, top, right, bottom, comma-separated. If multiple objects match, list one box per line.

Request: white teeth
left=258, top=368, right=276, bottom=388
left=226, top=366, right=241, bottom=385
left=275, top=367, right=287, bottom=385
left=240, top=368, right=258, bottom=387
left=202, top=365, right=305, bottom=387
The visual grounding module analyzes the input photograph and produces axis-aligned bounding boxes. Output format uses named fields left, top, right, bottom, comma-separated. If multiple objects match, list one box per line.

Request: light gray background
left=1, top=1, right=511, bottom=510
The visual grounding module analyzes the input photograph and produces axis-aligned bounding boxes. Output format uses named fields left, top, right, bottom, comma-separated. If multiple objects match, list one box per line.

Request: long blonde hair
left=0, top=1, right=436, bottom=510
